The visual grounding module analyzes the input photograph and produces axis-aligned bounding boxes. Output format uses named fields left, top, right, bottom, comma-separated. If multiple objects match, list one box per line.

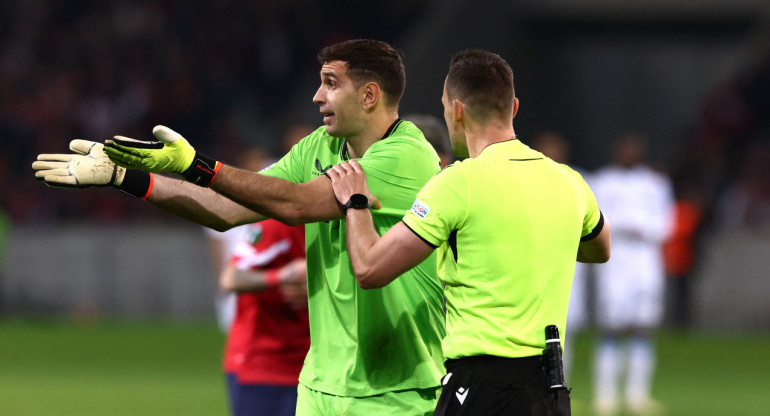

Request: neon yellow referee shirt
left=403, top=138, right=603, bottom=359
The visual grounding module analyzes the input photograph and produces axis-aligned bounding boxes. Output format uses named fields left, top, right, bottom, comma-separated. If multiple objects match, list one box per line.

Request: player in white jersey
left=589, top=133, right=674, bottom=416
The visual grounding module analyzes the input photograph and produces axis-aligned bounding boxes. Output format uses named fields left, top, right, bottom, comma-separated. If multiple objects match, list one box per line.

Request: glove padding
left=32, top=140, right=126, bottom=188
left=104, top=125, right=196, bottom=174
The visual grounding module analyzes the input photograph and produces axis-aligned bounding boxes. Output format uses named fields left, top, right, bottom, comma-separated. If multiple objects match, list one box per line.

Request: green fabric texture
left=262, top=121, right=446, bottom=397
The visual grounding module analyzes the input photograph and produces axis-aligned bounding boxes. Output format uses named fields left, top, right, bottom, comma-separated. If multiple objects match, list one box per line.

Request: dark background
left=1, top=0, right=768, bottom=231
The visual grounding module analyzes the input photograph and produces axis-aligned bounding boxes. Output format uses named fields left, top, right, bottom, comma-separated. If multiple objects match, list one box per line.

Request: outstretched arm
left=326, top=161, right=433, bottom=289
left=147, top=174, right=267, bottom=231
left=33, top=137, right=267, bottom=230
left=104, top=125, right=344, bottom=226
left=210, top=165, right=341, bottom=226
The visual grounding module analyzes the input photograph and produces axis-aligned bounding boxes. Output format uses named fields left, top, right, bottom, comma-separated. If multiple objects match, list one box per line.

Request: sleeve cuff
left=580, top=211, right=605, bottom=242
left=118, top=170, right=153, bottom=200
left=402, top=221, right=438, bottom=249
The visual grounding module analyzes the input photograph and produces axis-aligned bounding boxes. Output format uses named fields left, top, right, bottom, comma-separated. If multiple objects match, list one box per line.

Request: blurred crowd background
left=1, top=0, right=769, bottom=327
left=1, top=0, right=768, bottom=229
left=0, top=0, right=428, bottom=223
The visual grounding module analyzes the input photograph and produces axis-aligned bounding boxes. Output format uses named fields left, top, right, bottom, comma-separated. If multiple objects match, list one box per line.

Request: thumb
left=70, top=140, right=100, bottom=156
left=368, top=193, right=382, bottom=210
left=152, top=125, right=184, bottom=144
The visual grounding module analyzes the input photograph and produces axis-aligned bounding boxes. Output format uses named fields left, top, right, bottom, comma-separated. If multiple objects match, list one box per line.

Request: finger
left=35, top=167, right=71, bottom=178
left=338, top=162, right=353, bottom=173
left=152, top=125, right=183, bottom=144
left=70, top=140, right=99, bottom=155
left=329, top=164, right=347, bottom=177
left=103, top=146, right=140, bottom=161
left=35, top=154, right=73, bottom=163
left=349, top=160, right=364, bottom=173
left=369, top=194, right=382, bottom=210
left=103, top=148, right=137, bottom=167
left=34, top=169, right=51, bottom=181
left=43, top=175, right=79, bottom=187
left=33, top=160, right=69, bottom=171
left=325, top=167, right=339, bottom=181
left=109, top=136, right=163, bottom=150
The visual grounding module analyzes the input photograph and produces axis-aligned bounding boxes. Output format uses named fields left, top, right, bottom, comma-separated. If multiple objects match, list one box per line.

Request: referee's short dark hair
left=446, top=49, right=515, bottom=123
left=318, top=39, right=406, bottom=109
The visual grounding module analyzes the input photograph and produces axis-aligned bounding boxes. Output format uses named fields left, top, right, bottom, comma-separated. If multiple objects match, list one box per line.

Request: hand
left=326, top=160, right=382, bottom=210
left=277, top=259, right=308, bottom=310
left=32, top=140, right=126, bottom=188
left=104, top=125, right=196, bottom=174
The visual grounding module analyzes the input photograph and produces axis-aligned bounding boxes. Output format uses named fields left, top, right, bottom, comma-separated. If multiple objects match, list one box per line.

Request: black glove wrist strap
left=118, top=170, right=153, bottom=199
left=182, top=152, right=221, bottom=187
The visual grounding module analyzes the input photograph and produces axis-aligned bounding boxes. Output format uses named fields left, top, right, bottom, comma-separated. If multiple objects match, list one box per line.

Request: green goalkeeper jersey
left=261, top=120, right=445, bottom=397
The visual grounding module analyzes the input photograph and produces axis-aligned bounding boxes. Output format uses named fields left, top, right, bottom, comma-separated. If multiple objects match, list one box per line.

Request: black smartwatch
left=342, top=194, right=371, bottom=214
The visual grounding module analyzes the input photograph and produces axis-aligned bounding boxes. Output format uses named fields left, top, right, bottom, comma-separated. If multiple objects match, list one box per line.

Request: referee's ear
left=512, top=97, right=520, bottom=119
left=452, top=99, right=464, bottom=123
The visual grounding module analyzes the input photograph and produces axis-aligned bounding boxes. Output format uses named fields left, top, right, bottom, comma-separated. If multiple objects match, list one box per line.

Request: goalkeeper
left=33, top=39, right=446, bottom=416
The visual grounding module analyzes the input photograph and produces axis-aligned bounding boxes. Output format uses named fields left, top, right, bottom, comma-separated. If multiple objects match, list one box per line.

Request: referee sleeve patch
left=410, top=199, right=430, bottom=219
left=581, top=211, right=605, bottom=242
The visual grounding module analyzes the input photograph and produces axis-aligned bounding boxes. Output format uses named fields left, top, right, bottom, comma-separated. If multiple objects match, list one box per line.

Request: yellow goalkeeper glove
left=104, top=125, right=221, bottom=186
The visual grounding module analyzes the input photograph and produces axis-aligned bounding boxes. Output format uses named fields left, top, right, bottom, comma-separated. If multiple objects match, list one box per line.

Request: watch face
left=349, top=193, right=369, bottom=208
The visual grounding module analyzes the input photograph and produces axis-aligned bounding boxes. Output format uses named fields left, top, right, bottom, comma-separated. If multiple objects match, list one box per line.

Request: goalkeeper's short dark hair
left=318, top=39, right=406, bottom=109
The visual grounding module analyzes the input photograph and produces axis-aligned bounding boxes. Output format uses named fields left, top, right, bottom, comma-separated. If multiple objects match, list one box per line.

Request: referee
left=326, top=49, right=611, bottom=416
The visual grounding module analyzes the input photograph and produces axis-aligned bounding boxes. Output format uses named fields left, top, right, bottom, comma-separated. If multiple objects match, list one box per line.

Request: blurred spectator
left=590, top=133, right=675, bottom=416
left=530, top=132, right=570, bottom=167
left=404, top=113, right=453, bottom=168
left=715, top=139, right=770, bottom=232
left=206, top=225, right=247, bottom=333
left=277, top=122, right=316, bottom=159
left=205, top=145, right=273, bottom=333
left=663, top=180, right=704, bottom=329
left=220, top=220, right=308, bottom=416
left=1, top=0, right=426, bottom=225
left=529, top=131, right=590, bottom=383
left=205, top=139, right=311, bottom=415
left=670, top=34, right=770, bottom=235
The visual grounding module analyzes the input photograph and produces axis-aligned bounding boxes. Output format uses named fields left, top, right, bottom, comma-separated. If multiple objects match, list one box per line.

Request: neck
left=346, top=112, right=399, bottom=159
left=466, top=123, right=516, bottom=158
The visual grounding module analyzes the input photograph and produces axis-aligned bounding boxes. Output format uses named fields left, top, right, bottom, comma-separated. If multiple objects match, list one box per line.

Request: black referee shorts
left=433, top=355, right=570, bottom=416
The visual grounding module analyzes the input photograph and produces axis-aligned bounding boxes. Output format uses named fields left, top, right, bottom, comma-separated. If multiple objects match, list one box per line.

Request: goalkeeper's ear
left=69, top=140, right=100, bottom=156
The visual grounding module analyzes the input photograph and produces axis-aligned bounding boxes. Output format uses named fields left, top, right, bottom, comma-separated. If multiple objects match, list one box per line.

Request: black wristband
left=118, top=170, right=153, bottom=199
left=182, top=152, right=221, bottom=187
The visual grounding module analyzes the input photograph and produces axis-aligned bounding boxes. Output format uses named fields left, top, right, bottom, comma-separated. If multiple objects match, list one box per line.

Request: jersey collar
left=480, top=136, right=519, bottom=154
left=340, top=118, right=403, bottom=161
